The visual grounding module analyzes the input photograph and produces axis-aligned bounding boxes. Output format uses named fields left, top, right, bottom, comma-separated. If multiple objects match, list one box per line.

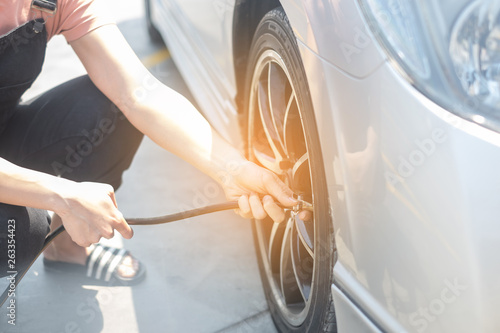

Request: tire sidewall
left=244, top=7, right=336, bottom=333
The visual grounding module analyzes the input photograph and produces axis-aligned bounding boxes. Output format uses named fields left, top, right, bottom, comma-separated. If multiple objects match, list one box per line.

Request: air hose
left=0, top=201, right=240, bottom=307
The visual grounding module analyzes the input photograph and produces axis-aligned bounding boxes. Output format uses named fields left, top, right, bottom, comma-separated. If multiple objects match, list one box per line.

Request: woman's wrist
left=44, top=176, right=75, bottom=216
left=0, top=158, right=76, bottom=214
left=210, top=149, right=250, bottom=187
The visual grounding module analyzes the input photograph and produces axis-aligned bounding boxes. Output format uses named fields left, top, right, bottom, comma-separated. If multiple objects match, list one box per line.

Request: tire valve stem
left=293, top=194, right=303, bottom=214
left=293, top=194, right=314, bottom=214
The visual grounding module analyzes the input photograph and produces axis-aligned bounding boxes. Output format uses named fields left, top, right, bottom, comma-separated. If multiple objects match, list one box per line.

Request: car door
left=174, top=0, right=235, bottom=83
left=161, top=0, right=240, bottom=142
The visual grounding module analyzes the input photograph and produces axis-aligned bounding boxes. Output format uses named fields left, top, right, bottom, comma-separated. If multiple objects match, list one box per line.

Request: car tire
left=144, top=0, right=164, bottom=44
left=243, top=7, right=337, bottom=333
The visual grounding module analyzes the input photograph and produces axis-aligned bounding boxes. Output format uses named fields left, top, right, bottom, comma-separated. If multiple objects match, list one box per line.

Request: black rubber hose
left=126, top=201, right=239, bottom=225
left=0, top=201, right=240, bottom=307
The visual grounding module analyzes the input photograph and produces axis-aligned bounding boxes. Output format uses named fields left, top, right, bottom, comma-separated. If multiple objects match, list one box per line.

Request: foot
left=43, top=233, right=140, bottom=279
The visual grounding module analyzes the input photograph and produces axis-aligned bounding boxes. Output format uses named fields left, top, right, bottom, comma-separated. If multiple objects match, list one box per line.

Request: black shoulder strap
left=31, top=0, right=57, bottom=15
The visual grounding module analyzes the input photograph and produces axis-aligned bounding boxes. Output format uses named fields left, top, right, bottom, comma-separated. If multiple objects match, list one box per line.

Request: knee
left=0, top=204, right=50, bottom=276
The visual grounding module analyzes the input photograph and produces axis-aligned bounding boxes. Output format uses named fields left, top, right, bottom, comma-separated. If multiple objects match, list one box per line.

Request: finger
left=73, top=237, right=91, bottom=248
left=263, top=195, right=286, bottom=223
left=90, top=233, right=102, bottom=245
left=237, top=195, right=253, bottom=219
left=109, top=190, right=119, bottom=209
left=64, top=224, right=90, bottom=247
left=249, top=193, right=267, bottom=220
left=263, top=172, right=297, bottom=207
left=79, top=232, right=99, bottom=247
left=114, top=211, right=134, bottom=239
left=298, top=210, right=313, bottom=221
left=77, top=240, right=92, bottom=247
left=235, top=209, right=253, bottom=219
left=101, top=226, right=115, bottom=239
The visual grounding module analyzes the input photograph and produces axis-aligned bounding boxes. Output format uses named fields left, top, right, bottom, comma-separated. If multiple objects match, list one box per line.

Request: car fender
left=280, top=0, right=385, bottom=78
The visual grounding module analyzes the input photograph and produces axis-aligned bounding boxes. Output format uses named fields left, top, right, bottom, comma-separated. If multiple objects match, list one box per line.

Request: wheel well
left=232, top=0, right=281, bottom=112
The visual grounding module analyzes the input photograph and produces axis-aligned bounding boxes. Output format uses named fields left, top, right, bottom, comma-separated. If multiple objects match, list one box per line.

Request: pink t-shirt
left=0, top=0, right=114, bottom=42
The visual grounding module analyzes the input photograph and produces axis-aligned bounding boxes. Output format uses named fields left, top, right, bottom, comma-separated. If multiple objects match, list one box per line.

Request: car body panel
left=173, top=0, right=236, bottom=88
left=300, top=37, right=500, bottom=331
left=150, top=0, right=500, bottom=331
left=150, top=0, right=240, bottom=143
left=281, top=0, right=385, bottom=78
left=332, top=283, right=385, bottom=333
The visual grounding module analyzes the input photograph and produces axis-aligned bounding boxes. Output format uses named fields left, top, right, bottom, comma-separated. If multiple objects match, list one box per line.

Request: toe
left=116, top=255, right=140, bottom=279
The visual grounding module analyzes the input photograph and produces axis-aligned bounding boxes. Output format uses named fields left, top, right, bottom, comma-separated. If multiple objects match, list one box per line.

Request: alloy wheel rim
left=248, top=49, right=316, bottom=326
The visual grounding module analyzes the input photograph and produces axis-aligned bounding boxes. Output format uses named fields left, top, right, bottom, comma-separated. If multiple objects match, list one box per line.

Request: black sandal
left=43, top=244, right=146, bottom=286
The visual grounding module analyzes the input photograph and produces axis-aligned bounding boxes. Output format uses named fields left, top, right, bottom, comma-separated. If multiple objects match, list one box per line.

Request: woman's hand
left=221, top=161, right=298, bottom=223
left=55, top=182, right=133, bottom=247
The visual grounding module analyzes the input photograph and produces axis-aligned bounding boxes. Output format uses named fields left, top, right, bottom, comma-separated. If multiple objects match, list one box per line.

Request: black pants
left=0, top=76, right=143, bottom=276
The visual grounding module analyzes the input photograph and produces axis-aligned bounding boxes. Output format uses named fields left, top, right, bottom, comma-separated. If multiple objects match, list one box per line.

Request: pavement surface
left=0, top=0, right=278, bottom=332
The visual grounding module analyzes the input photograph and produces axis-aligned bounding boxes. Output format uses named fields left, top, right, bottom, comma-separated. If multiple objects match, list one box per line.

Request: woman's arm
left=0, top=158, right=132, bottom=247
left=70, top=25, right=297, bottom=223
left=0, top=158, right=66, bottom=212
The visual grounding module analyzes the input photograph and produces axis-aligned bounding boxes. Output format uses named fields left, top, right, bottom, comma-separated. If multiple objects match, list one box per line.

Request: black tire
left=144, top=0, right=164, bottom=44
left=244, top=7, right=337, bottom=333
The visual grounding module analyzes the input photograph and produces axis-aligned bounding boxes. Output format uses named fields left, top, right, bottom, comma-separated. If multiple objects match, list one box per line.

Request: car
left=144, top=0, right=500, bottom=332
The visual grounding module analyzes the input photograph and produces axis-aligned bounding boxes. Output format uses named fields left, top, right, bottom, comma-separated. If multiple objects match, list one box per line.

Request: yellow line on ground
left=141, top=48, right=171, bottom=69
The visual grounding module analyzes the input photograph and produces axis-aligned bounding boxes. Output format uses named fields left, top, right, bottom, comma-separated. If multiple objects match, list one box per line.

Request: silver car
left=145, top=0, right=500, bottom=332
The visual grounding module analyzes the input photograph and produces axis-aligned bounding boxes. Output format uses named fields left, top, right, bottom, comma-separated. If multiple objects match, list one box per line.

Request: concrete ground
left=0, top=0, right=278, bottom=332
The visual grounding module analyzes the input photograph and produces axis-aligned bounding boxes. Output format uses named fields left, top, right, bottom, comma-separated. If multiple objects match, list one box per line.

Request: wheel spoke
left=291, top=223, right=313, bottom=301
left=283, top=95, right=306, bottom=160
left=291, top=152, right=311, bottom=193
left=268, top=63, right=290, bottom=154
left=280, top=219, right=304, bottom=305
left=295, top=215, right=314, bottom=257
left=251, top=148, right=282, bottom=175
left=292, top=152, right=309, bottom=178
left=282, top=91, right=296, bottom=156
left=257, top=68, right=287, bottom=167
left=268, top=218, right=288, bottom=273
